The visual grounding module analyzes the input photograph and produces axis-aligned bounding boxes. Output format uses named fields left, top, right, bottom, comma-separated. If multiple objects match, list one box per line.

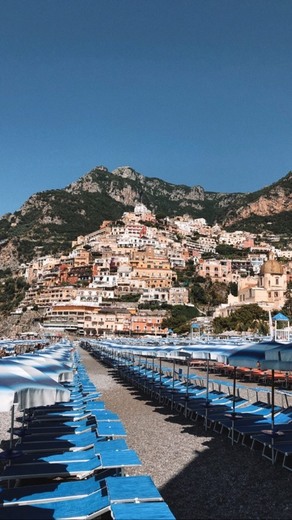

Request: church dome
left=260, top=259, right=284, bottom=275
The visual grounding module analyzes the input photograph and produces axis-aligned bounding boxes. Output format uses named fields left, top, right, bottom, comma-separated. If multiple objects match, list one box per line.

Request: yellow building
left=214, top=255, right=287, bottom=318
left=130, top=247, right=175, bottom=289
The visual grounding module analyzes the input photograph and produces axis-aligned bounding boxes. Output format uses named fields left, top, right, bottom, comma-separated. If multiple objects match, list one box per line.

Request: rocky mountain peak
left=112, top=166, right=142, bottom=181
left=0, top=165, right=291, bottom=273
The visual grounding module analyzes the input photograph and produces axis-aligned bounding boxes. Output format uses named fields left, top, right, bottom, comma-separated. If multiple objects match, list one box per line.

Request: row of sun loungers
left=0, top=349, right=175, bottom=519
left=90, top=346, right=292, bottom=472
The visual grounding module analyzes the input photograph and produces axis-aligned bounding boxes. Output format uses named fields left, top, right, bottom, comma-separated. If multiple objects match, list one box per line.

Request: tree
left=282, top=281, right=292, bottom=319
left=0, top=276, right=30, bottom=314
left=191, top=283, right=207, bottom=305
left=161, top=305, right=200, bottom=334
left=228, top=282, right=238, bottom=297
left=213, top=304, right=268, bottom=334
left=216, top=244, right=249, bottom=258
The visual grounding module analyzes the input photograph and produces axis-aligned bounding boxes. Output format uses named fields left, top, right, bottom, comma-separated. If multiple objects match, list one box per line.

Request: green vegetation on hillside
left=161, top=305, right=200, bottom=334
left=0, top=275, right=29, bottom=314
left=213, top=304, right=269, bottom=334
left=0, top=167, right=291, bottom=266
left=227, top=211, right=292, bottom=234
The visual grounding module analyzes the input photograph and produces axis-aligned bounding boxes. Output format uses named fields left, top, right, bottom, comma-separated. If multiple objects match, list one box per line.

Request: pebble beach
left=80, top=346, right=292, bottom=520
left=0, top=345, right=292, bottom=520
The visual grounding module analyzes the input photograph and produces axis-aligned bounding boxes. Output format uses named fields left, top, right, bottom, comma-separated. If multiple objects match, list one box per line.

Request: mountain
left=0, top=165, right=291, bottom=269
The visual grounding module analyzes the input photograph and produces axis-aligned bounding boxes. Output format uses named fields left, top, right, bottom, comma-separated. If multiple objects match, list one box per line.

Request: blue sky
left=1, top=0, right=292, bottom=216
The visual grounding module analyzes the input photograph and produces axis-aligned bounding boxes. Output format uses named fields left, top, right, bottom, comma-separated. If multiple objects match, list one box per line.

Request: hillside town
left=10, top=203, right=292, bottom=338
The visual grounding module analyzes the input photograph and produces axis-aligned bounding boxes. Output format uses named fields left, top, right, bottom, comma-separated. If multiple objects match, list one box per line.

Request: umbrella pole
left=7, top=404, right=17, bottom=489
left=144, top=355, right=148, bottom=392
left=171, top=359, right=176, bottom=410
left=231, top=366, right=237, bottom=446
left=271, top=369, right=275, bottom=464
left=204, top=356, right=210, bottom=431
left=159, top=357, right=162, bottom=402
left=152, top=356, right=155, bottom=394
left=9, top=404, right=15, bottom=452
left=184, top=358, right=190, bottom=418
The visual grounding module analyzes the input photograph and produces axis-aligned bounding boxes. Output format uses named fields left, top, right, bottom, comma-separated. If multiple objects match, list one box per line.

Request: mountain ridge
left=0, top=165, right=291, bottom=269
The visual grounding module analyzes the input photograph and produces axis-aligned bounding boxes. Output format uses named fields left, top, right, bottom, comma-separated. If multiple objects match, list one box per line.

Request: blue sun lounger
left=105, top=475, right=163, bottom=503
left=0, top=475, right=162, bottom=507
left=26, top=409, right=93, bottom=422
left=213, top=401, right=282, bottom=436
left=0, top=489, right=110, bottom=519
left=227, top=406, right=292, bottom=445
left=15, top=419, right=97, bottom=437
left=96, top=421, right=126, bottom=438
left=28, top=396, right=104, bottom=413
left=38, top=419, right=126, bottom=439
left=111, top=501, right=176, bottom=520
left=25, top=405, right=115, bottom=428
left=187, top=395, right=248, bottom=423
left=20, top=409, right=117, bottom=436
left=17, top=423, right=127, bottom=452
left=26, top=396, right=104, bottom=416
left=8, top=439, right=129, bottom=465
left=249, top=430, right=292, bottom=463
left=0, top=476, right=168, bottom=519
left=16, top=435, right=97, bottom=453
left=89, top=409, right=120, bottom=422
left=17, top=429, right=102, bottom=444
left=15, top=431, right=126, bottom=454
left=0, top=473, right=108, bottom=506
left=175, top=388, right=227, bottom=413
left=0, top=450, right=141, bottom=482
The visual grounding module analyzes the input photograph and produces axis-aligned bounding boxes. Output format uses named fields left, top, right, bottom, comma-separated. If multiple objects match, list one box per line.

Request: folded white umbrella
left=6, top=355, right=74, bottom=383
left=0, top=362, right=71, bottom=412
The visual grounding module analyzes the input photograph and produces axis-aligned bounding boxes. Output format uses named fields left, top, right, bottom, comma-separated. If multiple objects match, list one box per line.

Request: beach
left=0, top=345, right=291, bottom=519
left=80, top=346, right=292, bottom=520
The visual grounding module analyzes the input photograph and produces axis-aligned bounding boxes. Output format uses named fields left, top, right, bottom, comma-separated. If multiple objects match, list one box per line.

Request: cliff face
left=221, top=172, right=292, bottom=229
left=0, top=240, right=20, bottom=272
left=223, top=184, right=292, bottom=225
left=65, top=165, right=207, bottom=205
left=0, top=310, right=42, bottom=338
left=0, top=165, right=291, bottom=270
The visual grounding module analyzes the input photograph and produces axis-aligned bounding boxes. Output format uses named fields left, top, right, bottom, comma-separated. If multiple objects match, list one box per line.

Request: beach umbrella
left=0, top=362, right=71, bottom=413
left=149, top=346, right=183, bottom=402
left=29, top=345, right=76, bottom=368
left=0, top=361, right=71, bottom=470
left=263, top=343, right=292, bottom=393
left=178, top=343, right=246, bottom=428
left=8, top=355, right=74, bottom=383
left=264, top=342, right=292, bottom=370
left=228, top=340, right=282, bottom=369
left=180, top=347, right=213, bottom=429
left=228, top=340, right=283, bottom=455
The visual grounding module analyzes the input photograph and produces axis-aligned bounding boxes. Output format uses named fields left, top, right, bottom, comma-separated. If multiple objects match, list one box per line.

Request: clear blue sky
left=1, top=0, right=292, bottom=216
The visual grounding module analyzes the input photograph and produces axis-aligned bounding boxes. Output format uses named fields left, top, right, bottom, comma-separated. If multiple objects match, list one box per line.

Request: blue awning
left=272, top=312, right=289, bottom=321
